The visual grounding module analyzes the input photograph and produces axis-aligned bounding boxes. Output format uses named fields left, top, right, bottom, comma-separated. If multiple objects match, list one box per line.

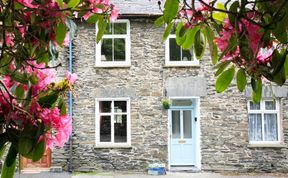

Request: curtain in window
left=264, top=114, right=278, bottom=141
left=249, top=114, right=262, bottom=141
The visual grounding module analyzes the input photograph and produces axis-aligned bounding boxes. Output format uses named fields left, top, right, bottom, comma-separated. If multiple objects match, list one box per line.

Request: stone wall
left=53, top=18, right=288, bottom=173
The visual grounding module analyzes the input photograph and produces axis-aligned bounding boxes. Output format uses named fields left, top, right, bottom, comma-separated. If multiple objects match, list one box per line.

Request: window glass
left=249, top=114, right=262, bottom=141
left=114, top=23, right=127, bottom=34
left=182, top=48, right=192, bottom=61
left=100, top=116, right=111, bottom=142
left=101, top=39, right=113, bottom=61
left=265, top=101, right=276, bottom=110
left=249, top=101, right=260, bottom=110
left=99, top=101, right=111, bottom=113
left=114, top=101, right=127, bottom=113
left=114, top=115, right=127, bottom=143
left=264, top=114, right=278, bottom=141
left=248, top=100, right=279, bottom=143
left=114, top=38, right=125, bottom=61
left=169, top=38, right=181, bottom=61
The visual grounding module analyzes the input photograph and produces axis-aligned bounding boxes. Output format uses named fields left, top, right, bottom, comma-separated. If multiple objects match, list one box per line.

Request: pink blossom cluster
left=1, top=61, right=76, bottom=149
left=214, top=18, right=272, bottom=64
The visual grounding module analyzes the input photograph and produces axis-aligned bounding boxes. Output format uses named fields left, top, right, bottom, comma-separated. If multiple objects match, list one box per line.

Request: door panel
left=21, top=149, right=51, bottom=170
left=170, top=109, right=196, bottom=166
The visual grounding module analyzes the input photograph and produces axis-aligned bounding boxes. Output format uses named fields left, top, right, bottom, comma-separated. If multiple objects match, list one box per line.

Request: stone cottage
left=20, top=0, right=288, bottom=173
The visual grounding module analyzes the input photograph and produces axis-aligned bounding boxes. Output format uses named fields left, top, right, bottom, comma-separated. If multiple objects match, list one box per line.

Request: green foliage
left=96, top=16, right=108, bottom=43
left=252, top=79, right=262, bottom=103
left=163, top=22, right=174, bottom=41
left=55, top=22, right=67, bottom=46
left=216, top=66, right=235, bottom=93
left=236, top=69, right=247, bottom=92
left=1, top=146, right=17, bottom=178
left=194, top=30, right=206, bottom=60
left=38, top=91, right=59, bottom=108
left=154, top=16, right=165, bottom=27
left=182, top=26, right=200, bottom=50
left=203, top=26, right=218, bottom=64
left=163, top=0, right=179, bottom=23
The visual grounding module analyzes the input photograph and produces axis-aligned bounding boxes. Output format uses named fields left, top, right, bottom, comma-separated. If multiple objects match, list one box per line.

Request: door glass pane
left=169, top=38, right=181, bottom=61
left=265, top=101, right=276, bottom=110
left=114, top=101, right=127, bottom=113
left=183, top=110, right=192, bottom=138
left=249, top=114, right=262, bottom=141
left=101, top=39, right=112, bottom=61
left=100, top=116, right=111, bottom=142
left=114, top=115, right=127, bottom=143
left=249, top=101, right=260, bottom=110
left=114, top=23, right=127, bottom=34
left=99, top=101, right=112, bottom=113
left=172, top=99, right=193, bottom=106
left=114, top=38, right=125, bottom=61
left=172, top=111, right=180, bottom=139
left=264, top=114, right=278, bottom=141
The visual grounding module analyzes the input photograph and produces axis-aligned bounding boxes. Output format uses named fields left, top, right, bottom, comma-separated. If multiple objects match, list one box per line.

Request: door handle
left=195, top=117, right=197, bottom=122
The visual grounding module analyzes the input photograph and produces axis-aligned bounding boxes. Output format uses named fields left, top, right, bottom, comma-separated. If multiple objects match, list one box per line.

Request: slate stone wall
left=52, top=18, right=288, bottom=173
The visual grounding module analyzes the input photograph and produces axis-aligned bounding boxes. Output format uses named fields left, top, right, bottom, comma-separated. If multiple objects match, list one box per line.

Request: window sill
left=247, top=143, right=287, bottom=148
left=164, top=63, right=200, bottom=68
left=95, top=144, right=132, bottom=149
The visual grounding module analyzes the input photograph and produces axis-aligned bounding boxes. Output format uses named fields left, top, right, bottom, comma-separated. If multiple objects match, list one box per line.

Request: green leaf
left=55, top=0, right=64, bottom=8
left=216, top=66, right=235, bottom=93
left=58, top=98, right=67, bottom=115
left=38, top=92, right=59, bottom=108
left=86, top=14, right=99, bottom=24
left=154, top=16, right=165, bottom=27
left=163, top=0, right=179, bottom=23
left=96, top=17, right=108, bottom=43
left=175, top=22, right=186, bottom=45
left=67, top=0, right=80, bottom=8
left=182, top=26, right=200, bottom=50
left=55, top=22, right=67, bottom=46
left=239, top=35, right=253, bottom=61
left=0, top=133, right=8, bottom=160
left=163, top=22, right=174, bottom=41
left=212, top=3, right=227, bottom=22
left=214, top=60, right=231, bottom=76
left=236, top=68, right=247, bottom=92
left=15, top=85, right=25, bottom=99
left=194, top=30, right=206, bottom=59
left=10, top=72, right=29, bottom=84
left=252, top=79, right=262, bottom=103
left=32, top=139, right=46, bottom=162
left=0, top=144, right=6, bottom=161
left=203, top=26, right=218, bottom=64
left=228, top=1, right=239, bottom=27
left=29, top=73, right=39, bottom=84
left=18, top=138, right=33, bottom=156
left=218, top=34, right=237, bottom=61
left=14, top=2, right=24, bottom=9
left=1, top=145, right=17, bottom=178
left=285, top=54, right=288, bottom=77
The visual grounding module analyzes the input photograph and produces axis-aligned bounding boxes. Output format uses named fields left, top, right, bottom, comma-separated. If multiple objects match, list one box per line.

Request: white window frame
left=165, top=34, right=199, bottom=67
left=247, top=100, right=281, bottom=145
left=95, top=19, right=131, bottom=67
left=95, top=98, right=131, bottom=147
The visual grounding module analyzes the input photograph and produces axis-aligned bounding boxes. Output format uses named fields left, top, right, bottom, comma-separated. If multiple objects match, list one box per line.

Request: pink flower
left=256, top=48, right=273, bottom=64
left=197, top=0, right=211, bottom=11
left=5, top=33, right=15, bottom=47
left=16, top=0, right=38, bottom=8
left=66, top=71, right=77, bottom=85
left=63, top=33, right=70, bottom=47
left=110, top=8, right=119, bottom=22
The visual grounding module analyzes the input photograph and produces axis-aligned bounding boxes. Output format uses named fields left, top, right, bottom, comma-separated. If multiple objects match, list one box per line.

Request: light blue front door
left=169, top=109, right=196, bottom=166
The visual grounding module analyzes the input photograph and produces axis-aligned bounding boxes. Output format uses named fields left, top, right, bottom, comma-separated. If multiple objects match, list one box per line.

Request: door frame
left=167, top=97, right=201, bottom=170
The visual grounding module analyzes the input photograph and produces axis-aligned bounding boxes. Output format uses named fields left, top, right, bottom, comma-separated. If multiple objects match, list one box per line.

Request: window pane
left=99, top=101, right=112, bottom=113
left=114, top=115, right=127, bottom=143
left=249, top=101, right=260, bottom=110
left=264, top=114, right=278, bottom=141
left=100, top=116, right=111, bottom=142
left=265, top=101, right=276, bottom=110
left=114, top=101, right=127, bottom=113
left=172, top=111, right=181, bottom=139
left=114, top=38, right=125, bottom=61
left=183, top=110, right=192, bottom=139
left=249, top=114, right=262, bottom=141
left=101, top=39, right=113, bottom=61
left=169, top=38, right=181, bottom=61
left=114, top=23, right=127, bottom=34
left=182, top=49, right=192, bottom=61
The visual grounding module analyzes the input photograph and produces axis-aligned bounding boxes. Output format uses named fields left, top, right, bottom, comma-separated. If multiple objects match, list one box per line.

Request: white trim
left=165, top=35, right=199, bottom=67
left=95, top=20, right=131, bottom=68
left=95, top=98, right=131, bottom=148
left=247, top=100, right=281, bottom=144
left=167, top=96, right=201, bottom=170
